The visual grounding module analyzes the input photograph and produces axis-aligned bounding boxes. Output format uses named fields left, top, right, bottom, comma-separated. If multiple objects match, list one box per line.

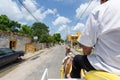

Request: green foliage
left=60, top=39, right=64, bottom=43
left=0, top=14, right=21, bottom=32
left=31, top=22, right=49, bottom=43
left=20, top=25, right=32, bottom=36
left=11, top=21, right=21, bottom=32
left=0, top=14, right=64, bottom=44
left=0, top=15, right=9, bottom=25
left=53, top=33, right=62, bottom=43
left=0, top=15, right=10, bottom=31
left=0, top=24, right=10, bottom=31
left=39, top=34, right=49, bottom=43
left=32, top=22, right=49, bottom=33
left=48, top=36, right=54, bottom=43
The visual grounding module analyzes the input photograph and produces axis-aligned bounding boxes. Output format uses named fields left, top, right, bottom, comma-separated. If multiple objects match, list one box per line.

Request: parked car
left=0, top=48, right=25, bottom=67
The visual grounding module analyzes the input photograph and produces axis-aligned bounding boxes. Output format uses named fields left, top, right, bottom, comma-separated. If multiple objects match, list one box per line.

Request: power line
left=68, top=0, right=94, bottom=35
left=18, top=0, right=39, bottom=22
left=76, top=0, right=94, bottom=23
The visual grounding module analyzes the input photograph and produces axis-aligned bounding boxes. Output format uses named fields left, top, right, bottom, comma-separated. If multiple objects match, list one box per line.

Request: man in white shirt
left=68, top=0, right=120, bottom=78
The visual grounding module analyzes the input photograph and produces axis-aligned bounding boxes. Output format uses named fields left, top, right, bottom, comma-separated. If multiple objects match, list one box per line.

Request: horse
left=61, top=47, right=75, bottom=78
left=61, top=46, right=86, bottom=79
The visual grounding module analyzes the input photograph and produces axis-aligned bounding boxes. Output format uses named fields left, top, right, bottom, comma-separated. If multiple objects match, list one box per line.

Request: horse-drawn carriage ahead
left=41, top=47, right=120, bottom=80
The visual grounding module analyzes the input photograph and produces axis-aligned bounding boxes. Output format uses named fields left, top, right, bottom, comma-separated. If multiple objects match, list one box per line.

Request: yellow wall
left=77, top=32, right=81, bottom=37
left=67, top=32, right=81, bottom=44
left=67, top=34, right=71, bottom=42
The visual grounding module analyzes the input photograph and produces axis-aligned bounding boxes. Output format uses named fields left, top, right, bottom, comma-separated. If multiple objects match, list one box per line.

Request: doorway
left=9, top=39, right=17, bottom=50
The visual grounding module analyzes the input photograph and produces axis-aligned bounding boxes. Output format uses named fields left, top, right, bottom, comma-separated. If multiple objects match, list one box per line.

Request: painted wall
left=0, top=31, right=31, bottom=51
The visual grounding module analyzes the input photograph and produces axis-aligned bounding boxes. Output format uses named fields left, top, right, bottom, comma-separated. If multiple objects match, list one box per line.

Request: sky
left=0, top=0, right=100, bottom=40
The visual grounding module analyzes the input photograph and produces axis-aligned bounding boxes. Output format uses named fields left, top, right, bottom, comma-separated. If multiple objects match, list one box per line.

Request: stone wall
left=0, top=31, right=56, bottom=53
left=33, top=42, right=54, bottom=51
left=0, top=31, right=31, bottom=51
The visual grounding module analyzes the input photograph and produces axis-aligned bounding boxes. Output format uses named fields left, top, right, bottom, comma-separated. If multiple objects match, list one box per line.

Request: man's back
left=87, top=0, right=120, bottom=75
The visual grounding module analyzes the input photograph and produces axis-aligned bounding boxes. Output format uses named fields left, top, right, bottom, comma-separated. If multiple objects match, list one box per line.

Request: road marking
left=41, top=68, right=48, bottom=80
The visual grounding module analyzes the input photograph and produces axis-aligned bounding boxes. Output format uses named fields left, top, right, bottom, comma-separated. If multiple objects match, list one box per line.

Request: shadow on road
left=0, top=59, right=24, bottom=77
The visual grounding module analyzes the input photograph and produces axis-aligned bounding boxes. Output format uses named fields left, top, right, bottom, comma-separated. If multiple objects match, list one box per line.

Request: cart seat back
left=85, top=70, right=120, bottom=80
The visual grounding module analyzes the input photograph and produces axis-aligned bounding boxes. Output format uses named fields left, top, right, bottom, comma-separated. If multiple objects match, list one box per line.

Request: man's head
left=100, top=0, right=108, bottom=4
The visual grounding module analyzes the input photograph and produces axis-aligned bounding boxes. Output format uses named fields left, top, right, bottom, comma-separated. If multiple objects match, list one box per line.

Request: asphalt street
left=0, top=45, right=66, bottom=80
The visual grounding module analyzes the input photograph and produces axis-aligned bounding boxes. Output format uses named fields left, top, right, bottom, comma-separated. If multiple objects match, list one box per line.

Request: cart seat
left=85, top=70, right=120, bottom=80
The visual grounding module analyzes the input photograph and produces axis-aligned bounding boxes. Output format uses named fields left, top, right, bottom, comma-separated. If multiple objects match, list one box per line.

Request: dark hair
left=102, top=0, right=108, bottom=1
left=102, top=0, right=108, bottom=2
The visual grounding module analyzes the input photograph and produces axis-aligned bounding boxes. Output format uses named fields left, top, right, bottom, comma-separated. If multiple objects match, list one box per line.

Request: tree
left=10, top=21, right=21, bottom=32
left=0, top=24, right=9, bottom=31
left=0, top=15, right=11, bottom=31
left=0, top=15, right=10, bottom=25
left=40, top=34, right=49, bottom=43
left=19, top=25, right=32, bottom=36
left=31, top=22, right=49, bottom=43
left=0, top=14, right=21, bottom=32
left=53, top=33, right=62, bottom=43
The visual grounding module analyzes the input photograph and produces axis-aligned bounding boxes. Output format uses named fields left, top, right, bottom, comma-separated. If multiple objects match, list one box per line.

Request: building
left=0, top=30, right=53, bottom=53
left=67, top=32, right=81, bottom=46
left=0, top=30, right=33, bottom=53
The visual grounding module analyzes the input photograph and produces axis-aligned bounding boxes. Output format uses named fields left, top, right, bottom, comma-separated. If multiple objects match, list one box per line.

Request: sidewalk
left=23, top=48, right=49, bottom=60
left=23, top=45, right=60, bottom=60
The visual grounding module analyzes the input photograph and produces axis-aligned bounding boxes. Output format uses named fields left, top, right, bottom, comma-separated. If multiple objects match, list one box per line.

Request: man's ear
left=101, top=0, right=108, bottom=4
left=101, top=0, right=108, bottom=1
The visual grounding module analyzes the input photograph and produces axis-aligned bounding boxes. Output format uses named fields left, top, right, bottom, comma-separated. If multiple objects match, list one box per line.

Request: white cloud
left=73, top=23, right=85, bottom=32
left=22, top=0, right=57, bottom=22
left=19, top=21, right=27, bottom=25
left=57, top=25, right=67, bottom=40
left=53, top=16, right=71, bottom=26
left=57, top=25, right=67, bottom=32
left=44, top=9, right=57, bottom=15
left=76, top=0, right=99, bottom=20
left=0, top=0, right=23, bottom=21
left=23, top=0, right=37, bottom=12
left=0, top=0, right=57, bottom=23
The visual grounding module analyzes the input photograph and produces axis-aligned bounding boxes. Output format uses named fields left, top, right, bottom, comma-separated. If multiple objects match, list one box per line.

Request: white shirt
left=78, top=0, right=120, bottom=75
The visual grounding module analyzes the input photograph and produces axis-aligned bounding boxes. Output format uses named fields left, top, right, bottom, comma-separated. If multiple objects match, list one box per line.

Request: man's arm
left=82, top=45, right=92, bottom=55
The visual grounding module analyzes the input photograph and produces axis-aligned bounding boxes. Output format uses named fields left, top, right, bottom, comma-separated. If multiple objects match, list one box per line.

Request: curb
left=23, top=48, right=48, bottom=59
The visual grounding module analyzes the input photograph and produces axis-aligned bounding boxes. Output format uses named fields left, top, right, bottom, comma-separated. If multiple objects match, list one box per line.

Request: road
left=0, top=45, right=66, bottom=80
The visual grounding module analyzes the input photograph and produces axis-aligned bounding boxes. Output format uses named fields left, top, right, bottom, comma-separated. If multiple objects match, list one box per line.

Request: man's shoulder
left=91, top=2, right=109, bottom=14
